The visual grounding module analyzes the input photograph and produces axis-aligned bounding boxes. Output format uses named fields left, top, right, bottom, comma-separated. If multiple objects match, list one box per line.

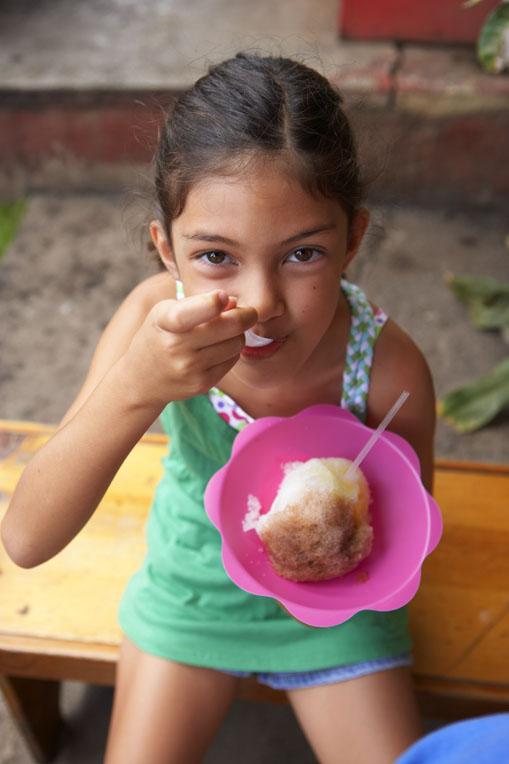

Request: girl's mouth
left=241, top=332, right=286, bottom=360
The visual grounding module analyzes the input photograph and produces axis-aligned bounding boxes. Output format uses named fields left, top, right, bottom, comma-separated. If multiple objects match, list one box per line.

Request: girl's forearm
left=1, top=357, right=164, bottom=568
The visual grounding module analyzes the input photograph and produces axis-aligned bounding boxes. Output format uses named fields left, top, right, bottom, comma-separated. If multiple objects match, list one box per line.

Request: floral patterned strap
left=175, top=279, right=185, bottom=300
left=340, top=280, right=388, bottom=422
left=209, top=388, right=253, bottom=430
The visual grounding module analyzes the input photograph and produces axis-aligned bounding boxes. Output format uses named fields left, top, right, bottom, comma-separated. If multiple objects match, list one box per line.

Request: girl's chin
left=229, top=357, right=298, bottom=390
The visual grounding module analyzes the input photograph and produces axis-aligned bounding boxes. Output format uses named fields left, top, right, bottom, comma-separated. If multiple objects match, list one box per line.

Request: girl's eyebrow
left=182, top=224, right=337, bottom=247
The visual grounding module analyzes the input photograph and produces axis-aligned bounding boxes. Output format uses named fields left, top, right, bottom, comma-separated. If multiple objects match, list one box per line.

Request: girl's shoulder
left=367, top=318, right=436, bottom=491
left=370, top=318, right=433, bottom=395
left=90, top=271, right=176, bottom=359
left=364, top=299, right=433, bottom=407
left=126, top=270, right=176, bottom=311
left=103, top=271, right=176, bottom=340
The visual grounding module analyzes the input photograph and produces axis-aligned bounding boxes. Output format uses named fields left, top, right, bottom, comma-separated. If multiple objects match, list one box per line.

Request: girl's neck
left=217, top=288, right=351, bottom=420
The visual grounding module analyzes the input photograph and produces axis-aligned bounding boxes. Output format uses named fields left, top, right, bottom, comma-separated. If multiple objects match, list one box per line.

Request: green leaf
left=438, top=357, right=509, bottom=432
left=477, top=2, right=509, bottom=74
left=446, top=273, right=509, bottom=331
left=0, top=200, right=27, bottom=260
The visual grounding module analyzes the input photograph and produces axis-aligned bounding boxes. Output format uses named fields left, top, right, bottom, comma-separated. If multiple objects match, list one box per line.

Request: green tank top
left=118, top=283, right=411, bottom=671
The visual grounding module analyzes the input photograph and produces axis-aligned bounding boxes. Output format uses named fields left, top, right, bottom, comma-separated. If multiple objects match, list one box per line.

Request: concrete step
left=1, top=0, right=508, bottom=206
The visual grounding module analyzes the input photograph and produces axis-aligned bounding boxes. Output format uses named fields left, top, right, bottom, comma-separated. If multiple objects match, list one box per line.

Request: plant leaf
left=477, top=2, right=509, bottom=74
left=446, top=273, right=509, bottom=330
left=0, top=200, right=27, bottom=260
left=438, top=357, right=509, bottom=432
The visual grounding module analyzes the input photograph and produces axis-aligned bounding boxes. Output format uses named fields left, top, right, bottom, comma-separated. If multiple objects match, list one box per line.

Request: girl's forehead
left=173, top=167, right=345, bottom=238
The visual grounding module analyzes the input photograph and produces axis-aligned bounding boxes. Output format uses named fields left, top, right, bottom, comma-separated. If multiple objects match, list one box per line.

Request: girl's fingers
left=155, top=295, right=257, bottom=348
left=197, top=334, right=245, bottom=368
left=155, top=291, right=230, bottom=334
left=192, top=305, right=257, bottom=349
left=203, top=355, right=244, bottom=387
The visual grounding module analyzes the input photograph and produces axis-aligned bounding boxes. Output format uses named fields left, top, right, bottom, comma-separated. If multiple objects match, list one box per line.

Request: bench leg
left=0, top=675, right=62, bottom=763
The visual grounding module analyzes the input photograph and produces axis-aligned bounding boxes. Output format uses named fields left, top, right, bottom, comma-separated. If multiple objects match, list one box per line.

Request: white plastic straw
left=345, top=390, right=410, bottom=478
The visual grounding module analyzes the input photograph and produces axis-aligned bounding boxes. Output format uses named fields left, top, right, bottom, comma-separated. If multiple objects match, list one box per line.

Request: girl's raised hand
left=122, top=290, right=257, bottom=411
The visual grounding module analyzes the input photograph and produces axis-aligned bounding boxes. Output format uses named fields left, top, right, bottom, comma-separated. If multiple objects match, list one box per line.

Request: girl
left=2, top=53, right=435, bottom=764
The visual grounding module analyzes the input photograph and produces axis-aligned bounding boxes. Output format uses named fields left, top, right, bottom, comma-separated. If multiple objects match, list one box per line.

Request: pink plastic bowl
left=204, top=405, right=442, bottom=627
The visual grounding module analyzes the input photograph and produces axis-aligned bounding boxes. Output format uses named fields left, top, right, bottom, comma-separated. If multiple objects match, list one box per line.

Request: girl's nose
left=245, top=272, right=285, bottom=325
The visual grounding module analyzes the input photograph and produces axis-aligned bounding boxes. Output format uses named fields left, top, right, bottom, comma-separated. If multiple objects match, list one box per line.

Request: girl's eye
left=287, top=247, right=323, bottom=264
left=198, top=251, right=232, bottom=266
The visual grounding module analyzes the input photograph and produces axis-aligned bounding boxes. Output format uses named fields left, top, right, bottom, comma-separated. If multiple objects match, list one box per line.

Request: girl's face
left=154, top=161, right=368, bottom=390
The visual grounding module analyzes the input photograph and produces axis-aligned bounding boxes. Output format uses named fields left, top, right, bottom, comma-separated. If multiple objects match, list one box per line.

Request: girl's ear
left=344, top=207, right=370, bottom=270
left=150, top=220, right=180, bottom=281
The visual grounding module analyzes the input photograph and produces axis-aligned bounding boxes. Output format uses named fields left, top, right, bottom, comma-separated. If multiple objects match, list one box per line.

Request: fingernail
left=216, top=290, right=229, bottom=307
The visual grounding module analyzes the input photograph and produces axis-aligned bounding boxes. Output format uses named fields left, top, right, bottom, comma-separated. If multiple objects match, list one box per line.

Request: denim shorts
left=221, top=652, right=412, bottom=691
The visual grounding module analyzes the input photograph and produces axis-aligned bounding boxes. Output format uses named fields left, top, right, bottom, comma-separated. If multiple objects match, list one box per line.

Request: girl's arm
left=1, top=273, right=256, bottom=568
left=367, top=320, right=436, bottom=493
left=1, top=273, right=173, bottom=568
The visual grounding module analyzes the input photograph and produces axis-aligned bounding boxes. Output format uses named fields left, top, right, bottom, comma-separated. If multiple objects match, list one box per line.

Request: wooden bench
left=1, top=420, right=508, bottom=762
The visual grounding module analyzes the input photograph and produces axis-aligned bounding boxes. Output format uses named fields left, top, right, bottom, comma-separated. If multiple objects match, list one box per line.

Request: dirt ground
left=1, top=191, right=159, bottom=423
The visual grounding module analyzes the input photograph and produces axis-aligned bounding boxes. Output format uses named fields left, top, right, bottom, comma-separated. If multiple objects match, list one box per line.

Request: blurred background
left=1, top=1, right=508, bottom=762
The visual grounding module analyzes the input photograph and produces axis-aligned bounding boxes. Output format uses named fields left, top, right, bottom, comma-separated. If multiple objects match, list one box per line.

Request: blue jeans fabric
left=221, top=652, right=412, bottom=690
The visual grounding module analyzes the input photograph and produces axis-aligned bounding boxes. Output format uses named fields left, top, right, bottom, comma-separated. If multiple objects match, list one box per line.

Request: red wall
left=340, top=0, right=500, bottom=44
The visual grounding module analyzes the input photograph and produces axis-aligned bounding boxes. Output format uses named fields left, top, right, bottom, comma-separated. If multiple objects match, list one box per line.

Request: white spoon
left=244, top=329, right=274, bottom=347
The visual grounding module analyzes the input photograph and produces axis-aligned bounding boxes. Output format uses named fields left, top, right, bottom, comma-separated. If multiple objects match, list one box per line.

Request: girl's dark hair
left=155, top=53, right=364, bottom=235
